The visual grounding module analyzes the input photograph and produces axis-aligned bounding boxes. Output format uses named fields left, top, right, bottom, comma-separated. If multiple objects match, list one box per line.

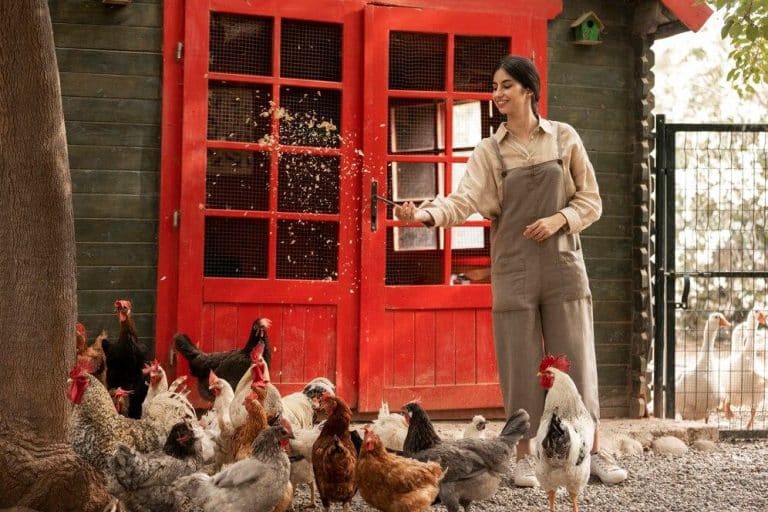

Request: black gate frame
left=653, top=114, right=768, bottom=420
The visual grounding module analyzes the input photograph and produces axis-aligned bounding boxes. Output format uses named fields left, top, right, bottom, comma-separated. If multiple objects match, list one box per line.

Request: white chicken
left=281, top=377, right=335, bottom=431
left=462, top=415, right=487, bottom=439
left=535, top=354, right=595, bottom=512
left=370, top=400, right=408, bottom=452
left=230, top=344, right=282, bottom=428
left=675, top=312, right=731, bottom=421
left=141, top=359, right=189, bottom=418
left=199, top=370, right=236, bottom=467
left=723, top=309, right=767, bottom=428
left=288, top=422, right=324, bottom=508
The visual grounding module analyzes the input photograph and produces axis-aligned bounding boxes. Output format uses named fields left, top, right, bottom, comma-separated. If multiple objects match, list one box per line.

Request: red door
left=176, top=0, right=363, bottom=403
left=358, top=5, right=550, bottom=412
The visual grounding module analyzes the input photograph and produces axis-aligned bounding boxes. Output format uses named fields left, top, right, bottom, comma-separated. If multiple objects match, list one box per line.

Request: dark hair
left=496, top=55, right=540, bottom=116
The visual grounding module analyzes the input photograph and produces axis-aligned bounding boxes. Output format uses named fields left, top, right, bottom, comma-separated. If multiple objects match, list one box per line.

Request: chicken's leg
left=569, top=491, right=579, bottom=512
left=548, top=490, right=556, bottom=512
left=747, top=406, right=757, bottom=429
left=308, top=482, right=316, bottom=508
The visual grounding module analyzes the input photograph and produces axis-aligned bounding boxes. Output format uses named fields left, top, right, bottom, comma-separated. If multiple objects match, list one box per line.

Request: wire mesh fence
left=662, top=126, right=768, bottom=430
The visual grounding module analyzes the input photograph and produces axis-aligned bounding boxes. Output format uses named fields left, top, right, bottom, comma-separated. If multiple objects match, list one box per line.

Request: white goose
left=723, top=309, right=767, bottom=428
left=675, top=312, right=731, bottom=421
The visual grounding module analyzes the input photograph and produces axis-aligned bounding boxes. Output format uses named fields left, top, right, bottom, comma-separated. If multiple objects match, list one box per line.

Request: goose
left=675, top=312, right=731, bottom=421
left=722, top=309, right=767, bottom=428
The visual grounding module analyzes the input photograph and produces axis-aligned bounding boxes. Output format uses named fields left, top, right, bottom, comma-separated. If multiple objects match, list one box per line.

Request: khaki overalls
left=489, top=124, right=600, bottom=437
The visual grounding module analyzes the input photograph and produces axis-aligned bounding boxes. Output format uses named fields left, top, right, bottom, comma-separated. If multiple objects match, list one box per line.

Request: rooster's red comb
left=114, top=299, right=132, bottom=310
left=76, top=322, right=86, bottom=338
left=539, top=354, right=571, bottom=374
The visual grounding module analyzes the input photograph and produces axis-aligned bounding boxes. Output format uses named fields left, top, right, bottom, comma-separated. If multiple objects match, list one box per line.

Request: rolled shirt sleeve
left=558, top=125, right=602, bottom=234
left=420, top=140, right=500, bottom=227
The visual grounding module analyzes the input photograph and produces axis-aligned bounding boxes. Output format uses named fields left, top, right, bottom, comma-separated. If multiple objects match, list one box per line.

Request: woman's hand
left=523, top=213, right=567, bottom=242
left=394, top=201, right=432, bottom=224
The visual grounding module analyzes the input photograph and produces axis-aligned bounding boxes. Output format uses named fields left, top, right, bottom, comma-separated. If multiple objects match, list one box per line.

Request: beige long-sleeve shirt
left=421, top=118, right=602, bottom=235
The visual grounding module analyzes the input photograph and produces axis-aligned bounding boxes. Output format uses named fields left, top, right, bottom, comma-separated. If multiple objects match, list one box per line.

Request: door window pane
left=281, top=19, right=342, bottom=82
left=209, top=13, right=273, bottom=76
left=389, top=31, right=446, bottom=91
left=388, top=99, right=445, bottom=154
left=208, top=82, right=272, bottom=143
left=389, top=162, right=441, bottom=202
left=278, top=154, right=340, bottom=214
left=279, top=86, right=341, bottom=148
left=454, top=35, right=509, bottom=92
left=204, top=217, right=269, bottom=278
left=385, top=227, right=443, bottom=285
left=277, top=220, right=339, bottom=280
left=206, top=150, right=270, bottom=211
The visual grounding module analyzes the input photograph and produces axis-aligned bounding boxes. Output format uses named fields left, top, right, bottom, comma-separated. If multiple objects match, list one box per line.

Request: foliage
left=707, top=0, right=768, bottom=97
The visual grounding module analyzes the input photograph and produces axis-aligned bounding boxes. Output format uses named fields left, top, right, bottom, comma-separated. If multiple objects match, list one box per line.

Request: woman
left=395, top=55, right=627, bottom=487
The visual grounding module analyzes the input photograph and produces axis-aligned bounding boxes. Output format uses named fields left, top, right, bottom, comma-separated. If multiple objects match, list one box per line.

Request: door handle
left=370, top=180, right=397, bottom=232
left=674, top=273, right=690, bottom=309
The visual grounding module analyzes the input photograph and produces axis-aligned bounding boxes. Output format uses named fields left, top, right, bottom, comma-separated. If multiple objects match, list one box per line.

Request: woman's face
left=492, top=68, right=532, bottom=117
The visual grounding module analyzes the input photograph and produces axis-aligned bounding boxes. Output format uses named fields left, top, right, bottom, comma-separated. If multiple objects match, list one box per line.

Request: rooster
left=230, top=344, right=282, bottom=428
left=357, top=428, right=445, bottom=512
left=174, top=317, right=272, bottom=401
left=402, top=401, right=529, bottom=512
left=173, top=422, right=294, bottom=512
left=311, top=394, right=358, bottom=512
left=67, top=362, right=197, bottom=474
left=103, top=299, right=150, bottom=419
left=534, top=354, right=595, bottom=512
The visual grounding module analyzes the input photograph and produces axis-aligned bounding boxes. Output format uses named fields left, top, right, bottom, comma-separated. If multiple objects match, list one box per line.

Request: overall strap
left=490, top=138, right=505, bottom=169
left=555, top=120, right=563, bottom=159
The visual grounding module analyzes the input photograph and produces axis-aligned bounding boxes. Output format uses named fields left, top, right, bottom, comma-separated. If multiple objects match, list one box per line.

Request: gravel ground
left=291, top=440, right=768, bottom=512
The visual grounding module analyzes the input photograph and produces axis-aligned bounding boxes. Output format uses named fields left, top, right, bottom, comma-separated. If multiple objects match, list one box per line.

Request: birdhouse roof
left=660, top=0, right=713, bottom=32
left=570, top=11, right=604, bottom=30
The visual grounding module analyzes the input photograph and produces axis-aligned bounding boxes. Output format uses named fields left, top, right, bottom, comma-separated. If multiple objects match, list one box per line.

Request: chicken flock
left=71, top=299, right=599, bottom=512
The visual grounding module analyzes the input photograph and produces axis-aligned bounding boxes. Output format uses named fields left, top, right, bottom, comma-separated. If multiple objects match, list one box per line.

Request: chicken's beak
left=536, top=372, right=542, bottom=377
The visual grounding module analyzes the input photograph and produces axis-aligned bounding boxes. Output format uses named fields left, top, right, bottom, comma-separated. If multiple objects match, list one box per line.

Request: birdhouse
left=570, top=11, right=604, bottom=45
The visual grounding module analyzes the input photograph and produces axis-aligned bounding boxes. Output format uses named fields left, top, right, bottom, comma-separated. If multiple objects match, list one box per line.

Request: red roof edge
left=661, top=0, right=714, bottom=32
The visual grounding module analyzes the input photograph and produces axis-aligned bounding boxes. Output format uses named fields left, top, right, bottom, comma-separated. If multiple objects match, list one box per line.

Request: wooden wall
left=548, top=1, right=635, bottom=418
left=50, top=0, right=636, bottom=416
left=50, top=0, right=162, bottom=353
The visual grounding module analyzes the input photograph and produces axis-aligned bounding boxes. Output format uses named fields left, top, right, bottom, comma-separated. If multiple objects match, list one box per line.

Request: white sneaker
left=590, top=450, right=628, bottom=484
left=514, top=456, right=539, bottom=487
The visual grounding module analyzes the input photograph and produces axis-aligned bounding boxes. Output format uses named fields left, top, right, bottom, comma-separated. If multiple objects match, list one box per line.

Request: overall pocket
left=491, top=269, right=527, bottom=312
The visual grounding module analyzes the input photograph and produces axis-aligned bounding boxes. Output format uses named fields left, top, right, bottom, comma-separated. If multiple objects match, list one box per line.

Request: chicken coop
left=53, top=0, right=712, bottom=416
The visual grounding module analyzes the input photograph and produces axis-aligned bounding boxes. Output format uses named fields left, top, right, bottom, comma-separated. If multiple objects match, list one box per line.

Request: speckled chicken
left=402, top=401, right=530, bottom=512
left=173, top=423, right=294, bottom=512
left=109, top=422, right=204, bottom=512
left=311, top=394, right=358, bottom=512
left=67, top=362, right=197, bottom=474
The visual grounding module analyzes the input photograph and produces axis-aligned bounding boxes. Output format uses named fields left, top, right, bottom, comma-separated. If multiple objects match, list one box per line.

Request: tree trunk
left=0, top=2, right=113, bottom=509
left=0, top=0, right=75, bottom=440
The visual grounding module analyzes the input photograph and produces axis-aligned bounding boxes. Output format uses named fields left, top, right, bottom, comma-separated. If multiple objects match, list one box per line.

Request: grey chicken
left=402, top=402, right=530, bottom=512
left=173, top=423, right=294, bottom=512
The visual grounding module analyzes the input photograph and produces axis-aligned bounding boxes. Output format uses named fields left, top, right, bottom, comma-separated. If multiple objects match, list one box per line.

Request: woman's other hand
left=523, top=213, right=568, bottom=242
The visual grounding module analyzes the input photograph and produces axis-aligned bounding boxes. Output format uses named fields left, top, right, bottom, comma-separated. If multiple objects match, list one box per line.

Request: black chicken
left=103, top=299, right=149, bottom=419
left=173, top=318, right=271, bottom=402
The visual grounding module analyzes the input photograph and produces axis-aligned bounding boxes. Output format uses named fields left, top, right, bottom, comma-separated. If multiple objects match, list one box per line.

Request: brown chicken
left=356, top=428, right=444, bottom=512
left=311, top=394, right=357, bottom=512
left=75, top=322, right=107, bottom=386
left=231, top=386, right=269, bottom=461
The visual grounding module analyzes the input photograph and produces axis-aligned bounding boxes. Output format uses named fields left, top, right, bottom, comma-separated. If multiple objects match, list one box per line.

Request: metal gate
left=654, top=115, right=768, bottom=433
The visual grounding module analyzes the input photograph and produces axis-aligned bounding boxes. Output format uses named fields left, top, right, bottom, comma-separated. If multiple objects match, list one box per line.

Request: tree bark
left=0, top=2, right=114, bottom=510
left=0, top=1, right=75, bottom=440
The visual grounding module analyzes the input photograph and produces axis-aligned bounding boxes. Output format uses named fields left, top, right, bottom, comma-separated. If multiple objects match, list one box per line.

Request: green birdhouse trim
left=571, top=11, right=604, bottom=45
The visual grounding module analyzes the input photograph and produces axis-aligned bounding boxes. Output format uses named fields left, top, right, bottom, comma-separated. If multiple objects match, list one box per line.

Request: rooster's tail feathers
left=173, top=334, right=199, bottom=360
left=499, top=408, right=531, bottom=443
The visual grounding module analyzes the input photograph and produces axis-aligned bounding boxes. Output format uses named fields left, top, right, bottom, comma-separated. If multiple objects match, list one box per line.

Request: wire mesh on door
left=204, top=13, right=343, bottom=282
left=384, top=31, right=508, bottom=286
left=656, top=117, right=768, bottom=431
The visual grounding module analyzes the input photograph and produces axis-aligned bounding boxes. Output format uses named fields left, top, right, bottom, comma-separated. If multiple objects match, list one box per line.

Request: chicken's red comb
left=209, top=370, right=218, bottom=382
left=539, top=354, right=571, bottom=373
left=114, top=299, right=132, bottom=309
left=76, top=322, right=86, bottom=338
left=280, top=417, right=293, bottom=433
left=405, top=397, right=422, bottom=406
left=250, top=343, right=265, bottom=362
